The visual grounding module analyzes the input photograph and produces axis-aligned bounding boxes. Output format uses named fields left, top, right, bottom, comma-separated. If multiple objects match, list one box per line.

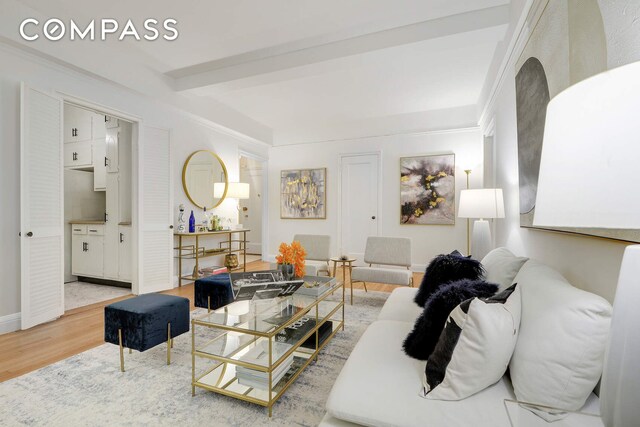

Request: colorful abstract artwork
left=400, top=154, right=455, bottom=225
left=280, top=168, right=326, bottom=219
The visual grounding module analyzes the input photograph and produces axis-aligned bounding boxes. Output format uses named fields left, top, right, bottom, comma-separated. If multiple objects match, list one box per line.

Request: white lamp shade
left=534, top=60, right=640, bottom=229
left=213, top=182, right=226, bottom=199
left=226, top=182, right=250, bottom=199
left=458, top=189, right=505, bottom=219
left=213, top=182, right=250, bottom=199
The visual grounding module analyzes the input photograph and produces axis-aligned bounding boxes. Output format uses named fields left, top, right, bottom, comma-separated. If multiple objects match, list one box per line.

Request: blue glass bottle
left=189, top=210, right=196, bottom=233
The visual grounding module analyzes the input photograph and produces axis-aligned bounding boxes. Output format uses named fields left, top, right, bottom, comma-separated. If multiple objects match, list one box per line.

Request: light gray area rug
left=1, top=289, right=390, bottom=427
left=65, top=281, right=131, bottom=311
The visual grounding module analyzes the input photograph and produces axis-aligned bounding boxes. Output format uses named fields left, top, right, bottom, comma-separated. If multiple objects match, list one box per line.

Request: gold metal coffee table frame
left=191, top=280, right=345, bottom=417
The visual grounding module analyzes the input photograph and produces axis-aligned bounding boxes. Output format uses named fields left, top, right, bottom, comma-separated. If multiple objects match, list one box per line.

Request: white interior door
left=20, top=84, right=64, bottom=329
left=239, top=156, right=264, bottom=255
left=137, top=126, right=173, bottom=294
left=340, top=153, right=380, bottom=263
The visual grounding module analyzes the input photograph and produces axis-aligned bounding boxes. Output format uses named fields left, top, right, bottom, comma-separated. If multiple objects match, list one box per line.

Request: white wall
left=481, top=0, right=640, bottom=303
left=267, top=129, right=484, bottom=269
left=0, top=42, right=268, bottom=323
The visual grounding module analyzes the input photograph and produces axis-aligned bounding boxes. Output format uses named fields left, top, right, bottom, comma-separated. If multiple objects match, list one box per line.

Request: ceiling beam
left=167, top=4, right=510, bottom=91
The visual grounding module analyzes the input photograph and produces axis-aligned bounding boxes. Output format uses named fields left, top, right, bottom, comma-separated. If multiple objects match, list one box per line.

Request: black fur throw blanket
left=403, top=279, right=498, bottom=360
left=414, top=252, right=485, bottom=307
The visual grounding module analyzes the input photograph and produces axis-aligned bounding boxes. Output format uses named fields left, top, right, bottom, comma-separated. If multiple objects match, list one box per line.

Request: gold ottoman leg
left=167, top=323, right=172, bottom=365
left=118, top=328, right=125, bottom=372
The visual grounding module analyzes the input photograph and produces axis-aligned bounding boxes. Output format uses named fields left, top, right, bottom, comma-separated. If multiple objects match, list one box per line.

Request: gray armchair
left=294, top=234, right=331, bottom=276
left=270, top=234, right=331, bottom=276
left=350, top=237, right=413, bottom=303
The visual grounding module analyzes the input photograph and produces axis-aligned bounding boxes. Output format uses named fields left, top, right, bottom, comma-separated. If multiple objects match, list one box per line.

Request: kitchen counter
left=69, top=219, right=106, bottom=224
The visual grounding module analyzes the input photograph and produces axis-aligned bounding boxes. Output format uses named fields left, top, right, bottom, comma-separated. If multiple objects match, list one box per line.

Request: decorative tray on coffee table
left=295, top=276, right=337, bottom=296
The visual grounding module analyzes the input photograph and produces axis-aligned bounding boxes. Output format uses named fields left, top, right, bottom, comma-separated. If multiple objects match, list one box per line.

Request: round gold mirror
left=182, top=150, right=228, bottom=209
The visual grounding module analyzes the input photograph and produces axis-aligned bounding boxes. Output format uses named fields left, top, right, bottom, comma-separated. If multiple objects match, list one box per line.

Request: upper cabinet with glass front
left=182, top=150, right=228, bottom=209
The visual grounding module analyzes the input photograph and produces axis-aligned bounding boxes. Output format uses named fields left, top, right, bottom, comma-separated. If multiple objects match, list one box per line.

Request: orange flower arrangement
left=276, top=240, right=307, bottom=277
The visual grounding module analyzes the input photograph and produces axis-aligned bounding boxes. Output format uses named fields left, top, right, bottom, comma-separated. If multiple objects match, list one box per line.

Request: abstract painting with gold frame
left=400, top=154, right=455, bottom=225
left=280, top=168, right=326, bottom=219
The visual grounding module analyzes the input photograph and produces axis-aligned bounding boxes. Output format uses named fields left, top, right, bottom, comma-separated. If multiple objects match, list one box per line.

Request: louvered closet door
left=138, top=126, right=173, bottom=294
left=20, top=84, right=64, bottom=329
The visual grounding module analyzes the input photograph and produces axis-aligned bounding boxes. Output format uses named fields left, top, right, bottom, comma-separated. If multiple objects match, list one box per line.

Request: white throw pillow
left=481, top=247, right=528, bottom=291
left=509, top=260, right=612, bottom=412
left=421, top=284, right=521, bottom=400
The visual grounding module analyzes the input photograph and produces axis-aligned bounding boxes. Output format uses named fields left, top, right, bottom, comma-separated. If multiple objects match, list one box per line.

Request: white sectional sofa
left=320, top=249, right=611, bottom=427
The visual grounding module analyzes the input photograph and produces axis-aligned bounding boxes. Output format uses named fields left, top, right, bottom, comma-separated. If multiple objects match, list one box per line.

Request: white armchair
left=350, top=237, right=413, bottom=303
left=271, top=234, right=331, bottom=276
left=294, top=234, right=331, bottom=276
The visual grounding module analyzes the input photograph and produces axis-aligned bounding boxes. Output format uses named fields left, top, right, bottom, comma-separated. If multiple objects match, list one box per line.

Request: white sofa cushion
left=509, top=260, right=612, bottom=411
left=423, top=284, right=521, bottom=401
left=481, top=248, right=528, bottom=291
left=351, top=267, right=412, bottom=286
left=319, top=413, right=358, bottom=427
left=306, top=260, right=330, bottom=275
left=325, top=320, right=516, bottom=427
left=377, top=287, right=422, bottom=323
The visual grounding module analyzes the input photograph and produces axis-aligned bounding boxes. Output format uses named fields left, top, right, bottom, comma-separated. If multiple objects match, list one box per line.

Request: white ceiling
left=6, top=0, right=512, bottom=145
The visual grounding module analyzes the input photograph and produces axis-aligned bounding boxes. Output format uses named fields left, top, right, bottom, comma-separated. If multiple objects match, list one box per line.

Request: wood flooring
left=0, top=261, right=423, bottom=383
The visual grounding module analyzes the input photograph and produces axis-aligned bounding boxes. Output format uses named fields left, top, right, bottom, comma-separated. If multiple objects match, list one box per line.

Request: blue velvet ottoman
left=104, top=294, right=190, bottom=372
left=194, top=273, right=234, bottom=311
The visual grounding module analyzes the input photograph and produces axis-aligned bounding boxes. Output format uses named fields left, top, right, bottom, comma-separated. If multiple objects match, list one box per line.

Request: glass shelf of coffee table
left=191, top=279, right=344, bottom=417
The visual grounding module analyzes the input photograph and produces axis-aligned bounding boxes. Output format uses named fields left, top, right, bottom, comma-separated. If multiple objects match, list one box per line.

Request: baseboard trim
left=0, top=312, right=21, bottom=334
left=411, top=264, right=426, bottom=272
left=247, top=243, right=261, bottom=254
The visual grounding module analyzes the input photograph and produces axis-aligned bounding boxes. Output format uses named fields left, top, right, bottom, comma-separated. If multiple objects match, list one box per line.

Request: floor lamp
left=464, top=169, right=472, bottom=255
left=458, top=188, right=504, bottom=260
left=533, top=60, right=640, bottom=427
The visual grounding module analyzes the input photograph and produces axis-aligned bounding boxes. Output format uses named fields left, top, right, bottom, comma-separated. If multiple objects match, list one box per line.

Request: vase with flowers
left=276, top=241, right=306, bottom=280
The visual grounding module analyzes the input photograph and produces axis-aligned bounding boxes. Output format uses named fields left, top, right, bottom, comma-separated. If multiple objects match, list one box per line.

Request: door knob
left=26, top=231, right=33, bottom=237
left=371, top=216, right=376, bottom=220
left=169, top=225, right=174, bottom=229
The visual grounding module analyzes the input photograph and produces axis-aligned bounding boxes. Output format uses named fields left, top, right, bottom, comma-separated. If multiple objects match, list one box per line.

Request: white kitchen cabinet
left=64, top=104, right=93, bottom=143
left=105, top=115, right=119, bottom=129
left=103, top=173, right=120, bottom=279
left=64, top=141, right=93, bottom=168
left=93, top=139, right=107, bottom=191
left=106, top=128, right=119, bottom=173
left=118, top=225, right=132, bottom=282
left=92, top=113, right=106, bottom=140
left=92, top=113, right=107, bottom=190
left=71, top=225, right=104, bottom=278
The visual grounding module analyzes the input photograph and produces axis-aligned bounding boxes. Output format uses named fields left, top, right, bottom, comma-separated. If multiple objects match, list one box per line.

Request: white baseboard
left=0, top=312, right=21, bottom=334
left=247, top=243, right=261, bottom=254
left=411, top=264, right=426, bottom=273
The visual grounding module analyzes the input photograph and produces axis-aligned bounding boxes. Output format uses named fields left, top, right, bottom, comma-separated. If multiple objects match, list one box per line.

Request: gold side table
left=331, top=257, right=356, bottom=305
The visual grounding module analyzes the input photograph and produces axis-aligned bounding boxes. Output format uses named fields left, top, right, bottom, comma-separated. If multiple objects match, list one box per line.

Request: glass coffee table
left=191, top=279, right=344, bottom=416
